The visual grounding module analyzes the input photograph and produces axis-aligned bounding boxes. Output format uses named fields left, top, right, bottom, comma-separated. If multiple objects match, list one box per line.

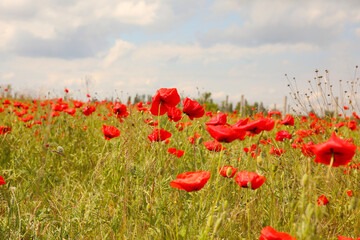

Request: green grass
left=0, top=99, right=359, bottom=239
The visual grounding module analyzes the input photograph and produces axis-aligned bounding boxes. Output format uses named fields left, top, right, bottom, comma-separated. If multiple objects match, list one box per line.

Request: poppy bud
left=206, top=215, right=213, bottom=228
left=57, top=146, right=64, bottom=153
left=305, top=203, right=314, bottom=217
left=301, top=174, right=309, bottom=186
left=272, top=164, right=278, bottom=172
left=197, top=137, right=204, bottom=145
left=256, top=155, right=263, bottom=166
left=213, top=212, right=225, bottom=235
left=348, top=197, right=357, bottom=210
left=226, top=167, right=233, bottom=177
left=223, top=200, right=228, bottom=210
left=315, top=204, right=324, bottom=220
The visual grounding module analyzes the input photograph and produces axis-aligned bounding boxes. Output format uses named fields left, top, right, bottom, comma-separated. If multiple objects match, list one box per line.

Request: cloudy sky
left=1, top=0, right=360, bottom=107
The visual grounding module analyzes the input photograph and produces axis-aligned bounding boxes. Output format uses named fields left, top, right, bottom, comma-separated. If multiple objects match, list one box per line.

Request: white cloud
left=107, top=1, right=159, bottom=25
left=0, top=22, right=15, bottom=51
left=204, top=0, right=360, bottom=47
left=1, top=72, right=14, bottom=80
left=355, top=28, right=360, bottom=39
left=103, top=40, right=136, bottom=67
left=0, top=0, right=359, bottom=109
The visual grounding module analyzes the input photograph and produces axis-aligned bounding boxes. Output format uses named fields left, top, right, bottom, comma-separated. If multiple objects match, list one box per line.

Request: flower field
left=0, top=88, right=359, bottom=239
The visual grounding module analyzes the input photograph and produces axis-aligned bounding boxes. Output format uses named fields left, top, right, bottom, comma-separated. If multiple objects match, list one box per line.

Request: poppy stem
left=256, top=130, right=264, bottom=147
left=326, top=151, right=334, bottom=179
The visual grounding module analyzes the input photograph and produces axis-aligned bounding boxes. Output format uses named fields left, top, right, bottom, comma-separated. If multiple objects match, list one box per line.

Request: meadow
left=0, top=88, right=359, bottom=239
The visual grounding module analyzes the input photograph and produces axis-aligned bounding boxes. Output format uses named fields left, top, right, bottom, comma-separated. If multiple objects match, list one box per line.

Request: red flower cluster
left=167, top=148, right=185, bottom=158
left=0, top=126, right=11, bottom=135
left=317, top=195, right=329, bottom=205
left=83, top=106, right=96, bottom=116
left=275, top=130, right=292, bottom=141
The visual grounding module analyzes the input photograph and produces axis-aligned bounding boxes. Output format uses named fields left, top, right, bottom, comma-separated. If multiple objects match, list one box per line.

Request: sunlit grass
left=0, top=97, right=359, bottom=239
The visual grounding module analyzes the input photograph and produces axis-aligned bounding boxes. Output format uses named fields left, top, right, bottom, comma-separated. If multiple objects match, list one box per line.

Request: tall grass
left=0, top=97, right=359, bottom=239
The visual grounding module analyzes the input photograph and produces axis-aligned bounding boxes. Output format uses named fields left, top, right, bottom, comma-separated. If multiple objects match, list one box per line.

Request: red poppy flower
left=344, top=106, right=349, bottom=110
left=148, top=129, right=172, bottom=142
left=311, top=132, right=357, bottom=167
left=136, top=102, right=148, bottom=112
left=182, top=98, right=205, bottom=120
left=205, top=113, right=227, bottom=126
left=280, top=115, right=295, bottom=126
left=259, top=226, right=296, bottom=240
left=150, top=88, right=181, bottom=116
left=205, top=111, right=213, bottom=117
left=187, top=132, right=201, bottom=144
left=144, top=119, right=159, bottom=127
left=52, top=104, right=63, bottom=112
left=64, top=88, right=69, bottom=93
left=269, top=147, right=285, bottom=156
left=2, top=99, right=11, bottom=105
left=167, top=107, right=182, bottom=122
left=51, top=112, right=60, bottom=117
left=268, top=111, right=282, bottom=117
left=83, top=106, right=96, bottom=116
left=73, top=100, right=84, bottom=108
left=352, top=112, right=360, bottom=119
left=219, top=165, right=237, bottom=178
left=175, top=122, right=191, bottom=131
left=346, top=190, right=353, bottom=197
left=170, top=171, right=211, bottom=192
left=206, top=125, right=246, bottom=143
left=102, top=125, right=121, bottom=140
left=203, top=140, right=226, bottom=152
left=64, top=108, right=76, bottom=116
left=275, top=130, right=292, bottom=141
left=113, top=103, right=129, bottom=118
left=338, top=236, right=360, bottom=240
left=167, top=148, right=185, bottom=158
left=301, top=141, right=315, bottom=157
left=234, top=171, right=266, bottom=190
left=317, top=195, right=329, bottom=205
left=239, top=118, right=275, bottom=134
left=0, top=175, right=5, bottom=185
left=347, top=121, right=357, bottom=131
left=231, top=118, right=249, bottom=128
left=335, top=122, right=346, bottom=128
left=0, top=126, right=11, bottom=135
